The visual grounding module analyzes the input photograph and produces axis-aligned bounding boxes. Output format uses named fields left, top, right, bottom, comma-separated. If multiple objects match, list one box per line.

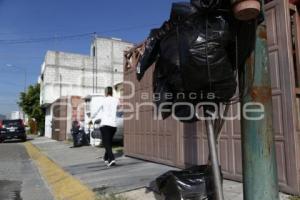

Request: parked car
left=0, top=119, right=27, bottom=143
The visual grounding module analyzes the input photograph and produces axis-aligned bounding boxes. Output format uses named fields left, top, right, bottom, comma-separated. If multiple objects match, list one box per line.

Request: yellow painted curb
left=24, top=142, right=96, bottom=200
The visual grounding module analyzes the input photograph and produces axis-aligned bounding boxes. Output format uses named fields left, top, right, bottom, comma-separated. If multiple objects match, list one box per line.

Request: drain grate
left=0, top=180, right=22, bottom=200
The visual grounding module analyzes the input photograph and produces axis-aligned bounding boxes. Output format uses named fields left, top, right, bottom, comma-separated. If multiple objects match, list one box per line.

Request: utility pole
left=240, top=1, right=280, bottom=199
left=59, top=74, right=62, bottom=97
left=92, top=33, right=97, bottom=93
left=95, top=34, right=98, bottom=93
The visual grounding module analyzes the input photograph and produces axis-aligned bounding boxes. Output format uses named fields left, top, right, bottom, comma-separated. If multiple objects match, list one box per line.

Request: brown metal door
left=124, top=61, right=179, bottom=166
left=263, top=0, right=298, bottom=193
left=52, top=101, right=60, bottom=141
left=264, top=0, right=290, bottom=191
left=225, top=0, right=299, bottom=193
left=52, top=98, right=67, bottom=141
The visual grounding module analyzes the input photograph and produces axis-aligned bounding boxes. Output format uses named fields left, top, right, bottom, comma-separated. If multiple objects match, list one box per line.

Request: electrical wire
left=0, top=32, right=94, bottom=45
left=0, top=23, right=160, bottom=45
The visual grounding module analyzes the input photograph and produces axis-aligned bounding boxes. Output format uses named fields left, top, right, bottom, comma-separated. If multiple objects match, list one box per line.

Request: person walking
left=93, top=86, right=119, bottom=167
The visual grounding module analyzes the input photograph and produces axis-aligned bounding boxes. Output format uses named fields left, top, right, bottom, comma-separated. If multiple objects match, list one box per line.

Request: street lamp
left=6, top=64, right=27, bottom=92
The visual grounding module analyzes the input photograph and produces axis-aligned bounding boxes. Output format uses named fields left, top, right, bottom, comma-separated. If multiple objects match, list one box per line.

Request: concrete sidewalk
left=29, top=136, right=291, bottom=200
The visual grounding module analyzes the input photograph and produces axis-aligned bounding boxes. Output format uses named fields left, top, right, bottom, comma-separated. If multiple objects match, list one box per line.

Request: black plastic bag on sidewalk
left=74, top=131, right=84, bottom=147
left=152, top=165, right=214, bottom=200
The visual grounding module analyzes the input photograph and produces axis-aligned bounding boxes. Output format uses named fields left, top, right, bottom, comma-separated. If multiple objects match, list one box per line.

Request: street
left=0, top=139, right=53, bottom=200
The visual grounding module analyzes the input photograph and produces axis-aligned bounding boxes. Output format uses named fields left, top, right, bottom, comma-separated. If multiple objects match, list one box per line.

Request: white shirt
left=92, top=96, right=119, bottom=128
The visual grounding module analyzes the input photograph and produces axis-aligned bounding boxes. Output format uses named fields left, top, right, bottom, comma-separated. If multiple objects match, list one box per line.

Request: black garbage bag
left=91, top=128, right=101, bottom=139
left=170, top=2, right=198, bottom=21
left=191, top=0, right=226, bottom=12
left=136, top=29, right=160, bottom=81
left=136, top=0, right=261, bottom=123
left=139, top=1, right=237, bottom=102
left=71, top=121, right=85, bottom=147
left=137, top=2, right=198, bottom=81
left=83, top=132, right=90, bottom=145
left=177, top=11, right=237, bottom=102
left=74, top=130, right=84, bottom=147
left=153, top=165, right=214, bottom=200
left=71, top=121, right=80, bottom=147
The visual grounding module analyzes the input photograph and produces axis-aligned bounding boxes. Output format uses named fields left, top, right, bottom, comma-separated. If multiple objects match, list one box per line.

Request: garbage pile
left=71, top=121, right=89, bottom=147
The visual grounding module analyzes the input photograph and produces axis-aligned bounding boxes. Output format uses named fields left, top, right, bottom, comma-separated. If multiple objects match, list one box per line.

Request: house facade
left=39, top=37, right=133, bottom=139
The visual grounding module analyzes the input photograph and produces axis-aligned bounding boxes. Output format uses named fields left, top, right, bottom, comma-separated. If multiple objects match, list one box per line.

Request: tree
left=18, top=83, right=45, bottom=134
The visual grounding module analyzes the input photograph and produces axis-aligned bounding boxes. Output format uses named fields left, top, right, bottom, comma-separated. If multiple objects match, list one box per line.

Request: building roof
left=45, top=50, right=90, bottom=58
left=94, top=36, right=135, bottom=46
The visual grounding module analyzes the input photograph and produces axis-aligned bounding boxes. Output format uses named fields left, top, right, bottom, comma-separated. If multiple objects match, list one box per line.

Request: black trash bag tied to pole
left=151, top=165, right=215, bottom=200
left=136, top=0, right=261, bottom=122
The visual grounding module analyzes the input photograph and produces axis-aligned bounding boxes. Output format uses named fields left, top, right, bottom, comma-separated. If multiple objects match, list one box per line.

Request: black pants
left=100, top=126, right=116, bottom=162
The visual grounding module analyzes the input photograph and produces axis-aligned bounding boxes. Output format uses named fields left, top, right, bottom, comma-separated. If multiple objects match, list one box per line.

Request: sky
left=0, top=0, right=180, bottom=116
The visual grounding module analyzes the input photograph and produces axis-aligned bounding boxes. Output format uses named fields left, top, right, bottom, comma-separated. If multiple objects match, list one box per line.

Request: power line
left=0, top=23, right=159, bottom=45
left=0, top=23, right=159, bottom=37
left=0, top=32, right=94, bottom=45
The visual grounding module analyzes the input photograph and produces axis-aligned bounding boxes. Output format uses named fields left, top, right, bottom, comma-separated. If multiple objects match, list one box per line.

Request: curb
left=24, top=142, right=96, bottom=200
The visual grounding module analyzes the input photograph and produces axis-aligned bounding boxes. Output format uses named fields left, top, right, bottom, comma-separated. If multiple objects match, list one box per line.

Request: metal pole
left=205, top=109, right=224, bottom=200
left=241, top=2, right=280, bottom=199
left=92, top=34, right=96, bottom=93
left=59, top=74, right=62, bottom=97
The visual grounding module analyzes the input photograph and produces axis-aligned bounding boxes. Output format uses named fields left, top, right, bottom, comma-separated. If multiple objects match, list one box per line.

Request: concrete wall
left=91, top=38, right=133, bottom=93
left=40, top=51, right=93, bottom=105
left=40, top=38, right=133, bottom=106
